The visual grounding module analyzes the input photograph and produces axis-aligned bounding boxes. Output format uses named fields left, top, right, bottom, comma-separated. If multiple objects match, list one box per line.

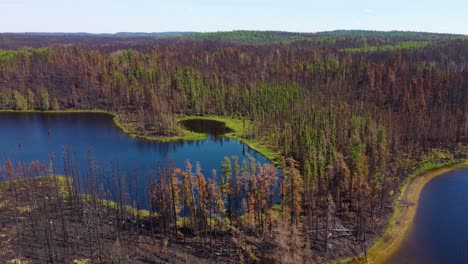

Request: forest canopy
left=0, top=30, right=467, bottom=263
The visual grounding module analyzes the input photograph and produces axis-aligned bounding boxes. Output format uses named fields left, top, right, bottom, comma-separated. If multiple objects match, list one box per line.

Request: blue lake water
left=388, top=168, right=468, bottom=264
left=0, top=112, right=273, bottom=208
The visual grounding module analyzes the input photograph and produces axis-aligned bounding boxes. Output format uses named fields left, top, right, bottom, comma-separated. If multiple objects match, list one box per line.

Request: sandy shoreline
left=354, top=160, right=468, bottom=264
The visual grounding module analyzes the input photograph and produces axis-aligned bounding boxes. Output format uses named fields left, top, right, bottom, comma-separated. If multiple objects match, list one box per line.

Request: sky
left=0, top=0, right=467, bottom=34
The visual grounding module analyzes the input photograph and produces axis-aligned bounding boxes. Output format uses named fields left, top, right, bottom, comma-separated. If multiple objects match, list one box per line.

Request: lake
left=179, top=119, right=234, bottom=136
left=0, top=112, right=273, bottom=207
left=388, top=168, right=468, bottom=263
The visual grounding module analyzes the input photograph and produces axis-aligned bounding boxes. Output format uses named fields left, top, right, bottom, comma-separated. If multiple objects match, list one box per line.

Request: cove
left=179, top=119, right=234, bottom=137
left=388, top=168, right=468, bottom=263
left=0, top=112, right=273, bottom=208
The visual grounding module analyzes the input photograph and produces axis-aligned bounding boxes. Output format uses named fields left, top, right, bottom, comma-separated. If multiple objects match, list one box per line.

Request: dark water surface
left=388, top=168, right=468, bottom=264
left=0, top=112, right=272, bottom=207
left=179, top=119, right=234, bottom=137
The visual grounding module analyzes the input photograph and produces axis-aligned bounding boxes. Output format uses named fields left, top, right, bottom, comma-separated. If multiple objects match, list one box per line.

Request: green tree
left=51, top=96, right=59, bottom=110
left=13, top=90, right=28, bottom=110
left=26, top=89, right=36, bottom=109
left=220, top=156, right=232, bottom=219
left=281, top=157, right=303, bottom=225
left=39, top=89, right=50, bottom=110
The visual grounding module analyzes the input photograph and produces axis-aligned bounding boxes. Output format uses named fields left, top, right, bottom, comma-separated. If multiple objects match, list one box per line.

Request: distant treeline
left=188, top=30, right=467, bottom=45
left=1, top=30, right=466, bottom=49
left=0, top=32, right=467, bottom=261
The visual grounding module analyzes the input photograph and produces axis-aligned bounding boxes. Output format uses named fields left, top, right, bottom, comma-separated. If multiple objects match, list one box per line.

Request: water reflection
left=179, top=119, right=234, bottom=137
left=0, top=112, right=272, bottom=208
left=388, top=169, right=468, bottom=263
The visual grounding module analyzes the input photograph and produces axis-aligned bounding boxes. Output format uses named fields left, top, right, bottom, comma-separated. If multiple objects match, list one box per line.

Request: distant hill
left=113, top=32, right=196, bottom=37
left=182, top=30, right=468, bottom=51
left=14, top=32, right=196, bottom=37
left=1, top=30, right=466, bottom=50
left=315, top=29, right=462, bottom=38
left=186, top=30, right=312, bottom=44
left=0, top=32, right=196, bottom=50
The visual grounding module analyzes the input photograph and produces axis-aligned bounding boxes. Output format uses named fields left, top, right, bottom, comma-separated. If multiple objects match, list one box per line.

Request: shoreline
left=0, top=110, right=280, bottom=165
left=2, top=110, right=466, bottom=263
left=178, top=115, right=280, bottom=165
left=341, top=160, right=468, bottom=264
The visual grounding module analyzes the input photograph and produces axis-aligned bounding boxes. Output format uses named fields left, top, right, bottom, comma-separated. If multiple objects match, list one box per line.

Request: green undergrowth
left=329, top=158, right=466, bottom=264
left=178, top=115, right=280, bottom=165
left=0, top=175, right=70, bottom=192
left=383, top=161, right=457, bottom=236
left=98, top=198, right=153, bottom=219
left=1, top=174, right=276, bottom=239
left=0, top=175, right=153, bottom=219
left=72, top=259, right=91, bottom=264
left=0, top=110, right=279, bottom=165
left=373, top=159, right=465, bottom=255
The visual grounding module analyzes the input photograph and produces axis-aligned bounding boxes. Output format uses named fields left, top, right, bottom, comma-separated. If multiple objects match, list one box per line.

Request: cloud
left=363, top=9, right=374, bottom=14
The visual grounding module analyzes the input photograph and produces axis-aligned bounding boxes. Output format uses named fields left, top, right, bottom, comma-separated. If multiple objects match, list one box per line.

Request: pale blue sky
left=0, top=0, right=467, bottom=34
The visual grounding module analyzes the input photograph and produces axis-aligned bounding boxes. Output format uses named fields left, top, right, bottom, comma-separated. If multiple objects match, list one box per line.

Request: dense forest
left=0, top=31, right=467, bottom=263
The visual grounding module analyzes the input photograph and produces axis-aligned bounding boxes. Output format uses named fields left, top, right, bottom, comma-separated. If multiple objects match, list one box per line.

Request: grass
left=0, top=109, right=212, bottom=142
left=6, top=259, right=32, bottom=264
left=178, top=115, right=280, bottom=165
left=0, top=50, right=20, bottom=63
left=3, top=110, right=466, bottom=263
left=72, top=259, right=91, bottom=264
left=331, top=159, right=467, bottom=264
left=0, top=110, right=281, bottom=230
left=0, top=110, right=279, bottom=164
left=0, top=175, right=71, bottom=192
left=98, top=198, right=154, bottom=219
left=0, top=174, right=154, bottom=220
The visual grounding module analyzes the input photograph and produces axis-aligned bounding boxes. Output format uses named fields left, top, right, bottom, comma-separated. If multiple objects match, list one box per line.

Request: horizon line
left=0, top=29, right=466, bottom=36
